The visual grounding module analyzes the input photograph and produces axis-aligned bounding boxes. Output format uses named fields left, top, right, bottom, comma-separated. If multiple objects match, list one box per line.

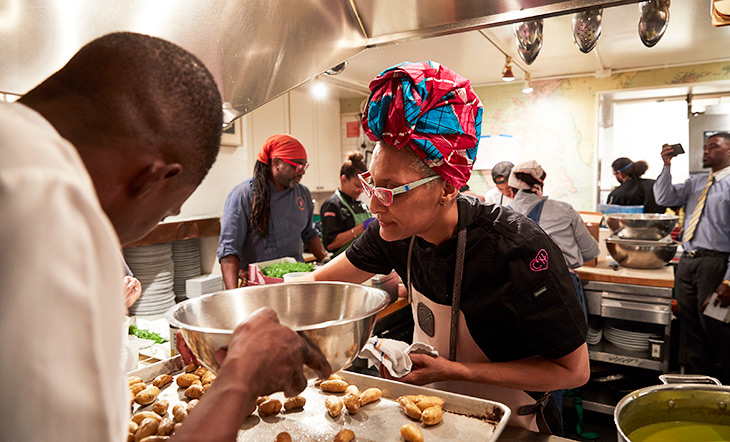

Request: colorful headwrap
left=508, top=160, right=546, bottom=198
left=256, top=134, right=307, bottom=164
left=361, top=61, right=483, bottom=189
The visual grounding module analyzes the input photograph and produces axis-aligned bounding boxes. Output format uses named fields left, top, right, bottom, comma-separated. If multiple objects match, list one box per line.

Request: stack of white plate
left=185, top=274, right=224, bottom=298
left=586, top=320, right=603, bottom=345
left=171, top=238, right=202, bottom=302
left=604, top=319, right=661, bottom=352
left=124, top=243, right=176, bottom=317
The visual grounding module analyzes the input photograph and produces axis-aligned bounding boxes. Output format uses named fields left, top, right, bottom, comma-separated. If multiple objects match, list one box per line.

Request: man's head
left=19, top=32, right=223, bottom=245
left=508, top=160, right=547, bottom=197
left=256, top=134, right=308, bottom=191
left=703, top=132, right=730, bottom=171
left=491, top=161, right=516, bottom=199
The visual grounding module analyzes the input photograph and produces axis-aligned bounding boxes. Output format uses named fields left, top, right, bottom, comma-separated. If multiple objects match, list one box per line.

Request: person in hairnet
left=314, top=61, right=589, bottom=434
left=484, top=161, right=516, bottom=205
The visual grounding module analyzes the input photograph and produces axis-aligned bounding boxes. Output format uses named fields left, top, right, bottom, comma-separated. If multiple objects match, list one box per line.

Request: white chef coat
left=484, top=187, right=514, bottom=206
left=0, top=103, right=128, bottom=441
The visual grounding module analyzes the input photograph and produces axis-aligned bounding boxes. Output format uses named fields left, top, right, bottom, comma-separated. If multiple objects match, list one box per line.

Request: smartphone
left=669, top=143, right=685, bottom=156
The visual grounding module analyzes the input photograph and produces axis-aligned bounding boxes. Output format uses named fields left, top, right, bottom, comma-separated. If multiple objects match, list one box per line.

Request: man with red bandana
left=218, top=134, right=328, bottom=289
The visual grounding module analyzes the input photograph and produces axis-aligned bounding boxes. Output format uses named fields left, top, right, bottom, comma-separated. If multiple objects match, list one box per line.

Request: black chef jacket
left=607, top=178, right=665, bottom=213
left=320, top=191, right=370, bottom=250
left=346, top=195, right=587, bottom=363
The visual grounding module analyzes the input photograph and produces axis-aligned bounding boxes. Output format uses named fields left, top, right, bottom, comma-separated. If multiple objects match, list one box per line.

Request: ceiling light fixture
left=311, top=80, right=328, bottom=99
left=502, top=56, right=515, bottom=82
left=522, top=73, right=534, bottom=94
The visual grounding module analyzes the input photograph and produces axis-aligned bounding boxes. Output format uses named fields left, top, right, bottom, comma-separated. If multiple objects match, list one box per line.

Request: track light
left=502, top=56, right=515, bottom=82
left=522, top=73, right=534, bottom=94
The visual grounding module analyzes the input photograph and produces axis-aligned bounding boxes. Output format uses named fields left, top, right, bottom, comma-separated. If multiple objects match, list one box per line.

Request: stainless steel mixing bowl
left=166, top=281, right=389, bottom=376
left=606, top=238, right=678, bottom=269
left=605, top=213, right=678, bottom=240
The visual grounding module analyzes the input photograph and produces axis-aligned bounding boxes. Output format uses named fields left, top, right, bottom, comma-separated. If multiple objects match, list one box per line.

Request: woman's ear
left=441, top=180, right=459, bottom=204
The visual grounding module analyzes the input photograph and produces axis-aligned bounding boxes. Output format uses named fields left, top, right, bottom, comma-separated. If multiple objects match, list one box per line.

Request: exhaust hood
left=0, top=0, right=639, bottom=123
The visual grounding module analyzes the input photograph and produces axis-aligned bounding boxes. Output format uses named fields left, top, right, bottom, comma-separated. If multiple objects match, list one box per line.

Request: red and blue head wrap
left=361, top=61, right=483, bottom=189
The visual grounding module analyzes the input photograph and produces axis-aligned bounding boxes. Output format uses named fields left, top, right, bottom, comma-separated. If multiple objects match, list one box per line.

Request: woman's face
left=340, top=175, right=363, bottom=199
left=367, top=144, right=445, bottom=242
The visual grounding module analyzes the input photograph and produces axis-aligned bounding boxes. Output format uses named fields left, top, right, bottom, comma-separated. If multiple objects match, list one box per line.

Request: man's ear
left=128, top=160, right=183, bottom=198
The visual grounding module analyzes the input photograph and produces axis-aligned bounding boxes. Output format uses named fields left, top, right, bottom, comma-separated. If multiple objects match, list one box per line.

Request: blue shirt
left=217, top=178, right=320, bottom=269
left=654, top=165, right=730, bottom=279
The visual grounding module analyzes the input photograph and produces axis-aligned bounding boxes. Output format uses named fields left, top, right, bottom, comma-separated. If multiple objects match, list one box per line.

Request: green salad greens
left=129, top=325, right=169, bottom=344
left=261, top=261, right=315, bottom=278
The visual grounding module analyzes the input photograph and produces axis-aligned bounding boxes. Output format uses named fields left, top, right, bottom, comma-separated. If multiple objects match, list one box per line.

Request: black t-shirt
left=607, top=178, right=666, bottom=213
left=320, top=191, right=370, bottom=250
left=346, top=195, right=587, bottom=362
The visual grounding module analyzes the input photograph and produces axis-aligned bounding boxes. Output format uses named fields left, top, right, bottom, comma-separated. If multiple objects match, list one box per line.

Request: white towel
left=358, top=336, right=438, bottom=378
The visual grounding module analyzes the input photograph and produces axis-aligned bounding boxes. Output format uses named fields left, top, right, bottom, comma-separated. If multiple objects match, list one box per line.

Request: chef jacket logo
left=296, top=196, right=305, bottom=211
left=529, top=249, right=549, bottom=272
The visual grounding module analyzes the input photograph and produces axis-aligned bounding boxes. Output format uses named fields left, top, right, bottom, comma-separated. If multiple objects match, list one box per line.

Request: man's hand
left=379, top=353, right=453, bottom=386
left=661, top=143, right=675, bottom=166
left=123, top=276, right=141, bottom=313
left=219, top=308, right=331, bottom=397
left=715, top=282, right=730, bottom=308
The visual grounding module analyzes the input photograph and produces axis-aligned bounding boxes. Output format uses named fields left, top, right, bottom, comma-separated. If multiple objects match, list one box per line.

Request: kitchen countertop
left=574, top=257, right=674, bottom=288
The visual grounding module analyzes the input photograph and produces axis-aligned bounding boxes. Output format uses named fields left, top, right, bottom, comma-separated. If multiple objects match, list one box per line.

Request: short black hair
left=709, top=132, right=730, bottom=142
left=27, top=32, right=223, bottom=184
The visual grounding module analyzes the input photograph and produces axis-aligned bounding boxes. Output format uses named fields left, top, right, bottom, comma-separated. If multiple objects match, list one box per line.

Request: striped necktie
left=684, top=173, right=715, bottom=242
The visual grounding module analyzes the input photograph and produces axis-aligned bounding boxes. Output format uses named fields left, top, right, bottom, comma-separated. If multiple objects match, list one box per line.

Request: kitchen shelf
left=588, top=340, right=664, bottom=371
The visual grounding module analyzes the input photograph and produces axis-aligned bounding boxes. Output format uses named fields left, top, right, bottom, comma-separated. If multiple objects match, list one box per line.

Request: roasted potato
left=256, top=396, right=269, bottom=406
left=186, top=399, right=199, bottom=413
left=135, top=385, right=161, bottom=406
left=345, top=385, right=360, bottom=396
left=128, top=376, right=144, bottom=386
left=359, top=387, right=382, bottom=406
left=184, top=361, right=197, bottom=373
left=156, top=417, right=175, bottom=436
left=283, top=395, right=306, bottom=411
left=201, top=370, right=216, bottom=385
left=128, top=422, right=139, bottom=434
left=398, top=397, right=422, bottom=420
left=131, top=411, right=162, bottom=425
left=184, top=383, right=204, bottom=399
left=320, top=379, right=349, bottom=393
left=134, top=417, right=159, bottom=442
left=325, top=395, right=343, bottom=418
left=421, top=405, right=443, bottom=426
left=152, top=374, right=173, bottom=389
left=258, top=397, right=282, bottom=415
left=400, top=424, right=423, bottom=442
left=130, top=382, right=147, bottom=396
left=194, top=366, right=208, bottom=378
left=275, top=432, right=292, bottom=442
left=343, top=392, right=360, bottom=414
left=151, top=399, right=169, bottom=417
left=176, top=373, right=199, bottom=388
left=415, top=396, right=445, bottom=411
left=333, top=428, right=355, bottom=442
left=172, top=403, right=187, bottom=423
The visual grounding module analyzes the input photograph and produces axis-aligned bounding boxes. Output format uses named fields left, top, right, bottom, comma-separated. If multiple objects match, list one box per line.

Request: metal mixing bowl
left=166, top=281, right=389, bottom=376
left=606, top=238, right=678, bottom=269
left=605, top=213, right=679, bottom=240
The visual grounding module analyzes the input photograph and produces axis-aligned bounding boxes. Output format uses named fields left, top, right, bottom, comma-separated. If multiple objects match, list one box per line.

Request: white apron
left=406, top=231, right=541, bottom=432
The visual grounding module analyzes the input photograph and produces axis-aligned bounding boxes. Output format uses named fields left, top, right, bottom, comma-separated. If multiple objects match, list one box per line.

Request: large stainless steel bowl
left=166, top=282, right=389, bottom=376
left=606, top=238, right=678, bottom=269
left=605, top=213, right=678, bottom=240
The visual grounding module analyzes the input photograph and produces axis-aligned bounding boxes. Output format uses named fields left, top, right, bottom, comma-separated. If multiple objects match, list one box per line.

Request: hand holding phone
left=669, top=143, right=685, bottom=156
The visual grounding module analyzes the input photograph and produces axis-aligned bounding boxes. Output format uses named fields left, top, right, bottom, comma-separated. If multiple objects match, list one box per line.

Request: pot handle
left=659, top=374, right=722, bottom=385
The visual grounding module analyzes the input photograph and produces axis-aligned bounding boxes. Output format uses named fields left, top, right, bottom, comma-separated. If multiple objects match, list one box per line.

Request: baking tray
left=128, top=356, right=511, bottom=441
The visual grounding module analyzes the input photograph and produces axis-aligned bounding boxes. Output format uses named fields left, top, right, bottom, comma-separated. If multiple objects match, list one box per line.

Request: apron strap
left=406, top=227, right=467, bottom=362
